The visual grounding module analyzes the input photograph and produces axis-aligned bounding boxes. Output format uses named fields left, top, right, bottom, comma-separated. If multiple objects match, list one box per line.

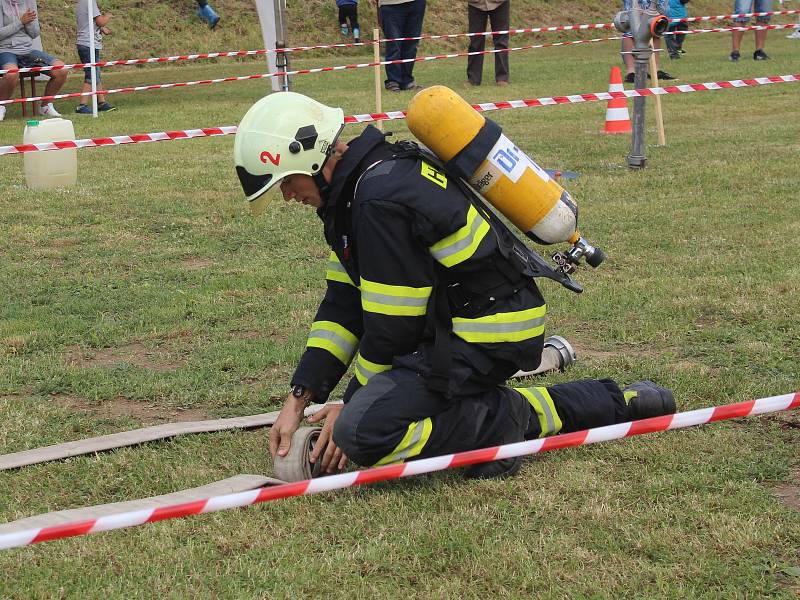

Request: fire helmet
left=233, top=92, right=345, bottom=215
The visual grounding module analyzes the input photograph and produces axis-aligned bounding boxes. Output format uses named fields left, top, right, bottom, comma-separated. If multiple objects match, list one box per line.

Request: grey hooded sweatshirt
left=0, top=0, right=41, bottom=55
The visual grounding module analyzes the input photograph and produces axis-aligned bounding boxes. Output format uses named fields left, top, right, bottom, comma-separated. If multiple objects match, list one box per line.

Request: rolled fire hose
left=272, top=426, right=324, bottom=482
left=511, top=335, right=577, bottom=379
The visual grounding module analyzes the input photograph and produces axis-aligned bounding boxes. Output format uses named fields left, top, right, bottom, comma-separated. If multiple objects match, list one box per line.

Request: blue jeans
left=380, top=0, right=426, bottom=89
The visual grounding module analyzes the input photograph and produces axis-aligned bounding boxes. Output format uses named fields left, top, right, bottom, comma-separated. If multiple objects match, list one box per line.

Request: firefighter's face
left=279, top=174, right=323, bottom=208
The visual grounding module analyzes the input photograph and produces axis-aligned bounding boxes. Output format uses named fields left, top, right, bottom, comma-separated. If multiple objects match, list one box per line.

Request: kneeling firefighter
left=233, top=90, right=676, bottom=479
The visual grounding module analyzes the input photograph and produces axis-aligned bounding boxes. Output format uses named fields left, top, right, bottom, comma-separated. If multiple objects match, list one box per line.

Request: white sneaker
left=787, top=29, right=800, bottom=39
left=0, top=105, right=5, bottom=121
left=37, top=103, right=61, bottom=117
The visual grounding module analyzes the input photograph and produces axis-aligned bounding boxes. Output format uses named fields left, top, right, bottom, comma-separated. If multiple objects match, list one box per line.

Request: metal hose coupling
left=551, top=236, right=606, bottom=274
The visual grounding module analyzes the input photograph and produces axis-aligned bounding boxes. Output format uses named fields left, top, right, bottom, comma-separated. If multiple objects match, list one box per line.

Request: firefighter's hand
left=269, top=394, right=306, bottom=460
left=307, top=403, right=348, bottom=474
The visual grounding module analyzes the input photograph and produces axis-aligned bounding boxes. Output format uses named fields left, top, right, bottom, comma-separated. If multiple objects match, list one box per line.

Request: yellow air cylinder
left=406, top=85, right=580, bottom=245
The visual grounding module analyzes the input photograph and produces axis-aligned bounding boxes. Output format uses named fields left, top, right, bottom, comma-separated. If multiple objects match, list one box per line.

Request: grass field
left=1, top=23, right=799, bottom=599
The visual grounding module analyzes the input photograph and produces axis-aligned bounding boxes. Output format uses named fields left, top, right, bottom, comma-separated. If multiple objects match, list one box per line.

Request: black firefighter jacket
left=291, top=126, right=548, bottom=403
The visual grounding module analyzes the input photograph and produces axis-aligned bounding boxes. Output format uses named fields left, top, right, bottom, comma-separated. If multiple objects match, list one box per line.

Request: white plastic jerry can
left=23, top=118, right=77, bottom=189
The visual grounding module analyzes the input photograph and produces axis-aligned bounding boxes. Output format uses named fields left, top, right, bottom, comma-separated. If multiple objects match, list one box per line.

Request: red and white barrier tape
left=2, top=74, right=797, bottom=157
left=663, top=23, right=798, bottom=34
left=0, top=36, right=623, bottom=106
left=0, top=392, right=796, bottom=551
left=2, top=9, right=796, bottom=75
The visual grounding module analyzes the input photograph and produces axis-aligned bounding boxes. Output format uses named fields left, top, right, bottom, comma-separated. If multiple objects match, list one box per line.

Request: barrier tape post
left=0, top=392, right=797, bottom=551
left=374, top=28, right=383, bottom=132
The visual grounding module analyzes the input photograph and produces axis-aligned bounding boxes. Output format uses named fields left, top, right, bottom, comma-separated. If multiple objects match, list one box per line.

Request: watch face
left=292, top=386, right=305, bottom=398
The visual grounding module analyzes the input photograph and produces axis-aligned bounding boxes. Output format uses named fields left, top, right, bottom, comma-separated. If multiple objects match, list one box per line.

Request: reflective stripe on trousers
left=515, top=386, right=563, bottom=437
left=374, top=417, right=433, bottom=465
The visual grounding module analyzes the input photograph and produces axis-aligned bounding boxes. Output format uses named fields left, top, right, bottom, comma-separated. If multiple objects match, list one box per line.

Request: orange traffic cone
left=604, top=66, right=631, bottom=134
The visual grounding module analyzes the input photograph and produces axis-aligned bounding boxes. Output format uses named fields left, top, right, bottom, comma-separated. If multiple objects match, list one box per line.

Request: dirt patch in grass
left=52, top=395, right=208, bottom=424
left=65, top=344, right=183, bottom=372
left=774, top=471, right=800, bottom=513
left=570, top=341, right=621, bottom=361
left=182, top=257, right=215, bottom=270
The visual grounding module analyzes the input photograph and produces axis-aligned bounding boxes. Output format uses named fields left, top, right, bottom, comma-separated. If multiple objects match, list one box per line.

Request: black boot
left=624, top=381, right=676, bottom=420
left=464, top=389, right=530, bottom=480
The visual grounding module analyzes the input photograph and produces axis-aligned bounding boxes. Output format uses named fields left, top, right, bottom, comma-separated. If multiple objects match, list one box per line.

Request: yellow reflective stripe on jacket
left=429, top=205, right=490, bottom=267
left=516, top=386, right=562, bottom=437
left=452, top=305, right=546, bottom=343
left=325, top=251, right=356, bottom=286
left=374, top=418, right=433, bottom=465
left=306, top=320, right=359, bottom=365
left=354, top=352, right=392, bottom=385
left=360, top=277, right=432, bottom=317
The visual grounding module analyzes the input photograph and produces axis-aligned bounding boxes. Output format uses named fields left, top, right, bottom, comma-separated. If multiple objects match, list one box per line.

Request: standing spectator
left=336, top=0, right=361, bottom=43
left=730, top=0, right=771, bottom=60
left=620, top=0, right=676, bottom=82
left=466, top=0, right=510, bottom=86
left=0, top=0, right=66, bottom=121
left=195, top=0, right=220, bottom=29
left=372, top=0, right=426, bottom=91
left=665, top=0, right=689, bottom=59
left=74, top=0, right=114, bottom=114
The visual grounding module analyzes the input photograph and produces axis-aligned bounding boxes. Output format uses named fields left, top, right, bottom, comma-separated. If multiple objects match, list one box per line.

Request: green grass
left=1, top=26, right=799, bottom=599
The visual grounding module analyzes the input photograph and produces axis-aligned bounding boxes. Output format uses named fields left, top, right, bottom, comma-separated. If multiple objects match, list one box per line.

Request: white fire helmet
left=233, top=92, right=345, bottom=215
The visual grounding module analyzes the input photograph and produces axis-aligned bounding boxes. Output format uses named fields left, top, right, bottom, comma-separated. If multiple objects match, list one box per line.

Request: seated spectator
left=74, top=0, right=115, bottom=113
left=0, top=0, right=66, bottom=121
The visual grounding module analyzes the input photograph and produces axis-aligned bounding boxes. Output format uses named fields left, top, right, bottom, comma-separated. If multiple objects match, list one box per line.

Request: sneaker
left=730, top=50, right=740, bottom=62
left=0, top=105, right=5, bottom=121
left=75, top=104, right=92, bottom=114
left=678, top=48, right=686, bottom=54
left=753, top=49, right=770, bottom=60
left=669, top=53, right=681, bottom=59
left=401, top=82, right=423, bottom=91
left=624, top=72, right=635, bottom=84
left=97, top=101, right=116, bottom=112
left=656, top=70, right=677, bottom=81
left=787, top=30, right=800, bottom=39
left=385, top=81, right=401, bottom=92
left=37, top=103, right=61, bottom=117
left=623, top=381, right=676, bottom=420
left=496, top=80, right=509, bottom=86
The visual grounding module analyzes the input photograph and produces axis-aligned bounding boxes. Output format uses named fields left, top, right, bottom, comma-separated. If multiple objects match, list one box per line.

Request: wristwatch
left=291, top=384, right=313, bottom=405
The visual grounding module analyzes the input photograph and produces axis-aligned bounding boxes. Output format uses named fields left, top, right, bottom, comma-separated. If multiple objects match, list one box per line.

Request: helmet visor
left=235, top=166, right=282, bottom=215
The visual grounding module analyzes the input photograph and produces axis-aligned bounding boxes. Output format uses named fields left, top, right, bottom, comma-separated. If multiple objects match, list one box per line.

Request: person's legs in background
left=398, top=0, right=426, bottom=90
left=380, top=3, right=405, bottom=90
left=466, top=4, right=488, bottom=85
left=76, top=45, right=115, bottom=113
left=489, top=0, right=510, bottom=84
left=196, top=0, right=220, bottom=29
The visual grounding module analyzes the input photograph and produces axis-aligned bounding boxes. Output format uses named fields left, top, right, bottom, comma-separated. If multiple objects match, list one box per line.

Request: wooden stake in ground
left=648, top=40, right=666, bottom=146
left=373, top=28, right=383, bottom=131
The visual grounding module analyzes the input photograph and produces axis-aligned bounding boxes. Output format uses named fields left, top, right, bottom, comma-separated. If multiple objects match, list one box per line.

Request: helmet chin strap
left=311, top=171, right=331, bottom=206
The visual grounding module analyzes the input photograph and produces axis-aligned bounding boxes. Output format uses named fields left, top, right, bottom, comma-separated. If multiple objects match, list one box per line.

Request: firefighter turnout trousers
left=333, top=360, right=631, bottom=468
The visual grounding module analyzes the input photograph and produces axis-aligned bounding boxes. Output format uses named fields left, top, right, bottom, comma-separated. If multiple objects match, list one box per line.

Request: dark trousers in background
left=665, top=22, right=688, bottom=56
left=380, top=0, right=427, bottom=89
left=467, top=1, right=510, bottom=85
left=339, top=4, right=359, bottom=31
